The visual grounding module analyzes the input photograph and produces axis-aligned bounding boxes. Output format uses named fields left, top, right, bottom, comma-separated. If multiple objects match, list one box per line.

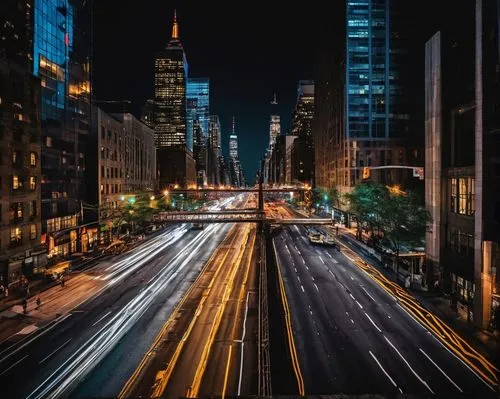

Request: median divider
left=272, top=239, right=305, bottom=396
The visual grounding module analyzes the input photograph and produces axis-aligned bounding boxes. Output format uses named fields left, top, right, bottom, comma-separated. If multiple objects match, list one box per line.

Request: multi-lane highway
left=0, top=202, right=239, bottom=398
left=120, top=221, right=259, bottom=398
left=272, top=223, right=498, bottom=397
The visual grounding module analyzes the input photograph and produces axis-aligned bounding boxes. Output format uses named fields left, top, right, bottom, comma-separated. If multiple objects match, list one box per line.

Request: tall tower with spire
left=229, top=116, right=242, bottom=186
left=154, top=10, right=195, bottom=188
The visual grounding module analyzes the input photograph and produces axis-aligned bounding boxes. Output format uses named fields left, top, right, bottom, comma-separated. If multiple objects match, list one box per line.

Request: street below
left=0, top=218, right=233, bottom=398
left=271, top=222, right=498, bottom=397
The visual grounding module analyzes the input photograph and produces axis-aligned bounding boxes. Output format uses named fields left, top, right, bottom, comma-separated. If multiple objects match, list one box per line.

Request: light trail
left=26, top=223, right=226, bottom=399
left=337, top=238, right=499, bottom=389
left=273, top=239, right=305, bottom=396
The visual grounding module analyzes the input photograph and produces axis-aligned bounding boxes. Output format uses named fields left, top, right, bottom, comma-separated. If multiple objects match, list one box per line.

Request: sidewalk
left=339, top=230, right=500, bottom=367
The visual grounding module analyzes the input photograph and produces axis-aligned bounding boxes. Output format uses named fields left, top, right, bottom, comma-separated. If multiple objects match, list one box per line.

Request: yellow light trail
left=149, top=226, right=246, bottom=398
left=118, top=225, right=237, bottom=399
left=273, top=239, right=305, bottom=396
left=187, top=225, right=251, bottom=398
left=221, top=344, right=233, bottom=399
left=338, top=239, right=499, bottom=388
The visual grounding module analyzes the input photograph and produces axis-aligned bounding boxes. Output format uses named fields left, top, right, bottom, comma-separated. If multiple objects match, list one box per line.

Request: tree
left=380, top=191, right=431, bottom=278
left=344, top=182, right=388, bottom=241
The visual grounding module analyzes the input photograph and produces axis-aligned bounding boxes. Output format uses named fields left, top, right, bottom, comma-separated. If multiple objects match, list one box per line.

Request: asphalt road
left=272, top=224, right=498, bottom=397
left=0, top=221, right=232, bottom=399
left=121, top=222, right=259, bottom=399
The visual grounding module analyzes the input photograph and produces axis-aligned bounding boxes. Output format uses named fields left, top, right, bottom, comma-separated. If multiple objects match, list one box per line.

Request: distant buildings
left=207, top=115, right=222, bottom=186
left=140, top=99, right=155, bottom=129
left=424, top=0, right=500, bottom=329
left=228, top=117, right=244, bottom=187
left=187, top=78, right=210, bottom=185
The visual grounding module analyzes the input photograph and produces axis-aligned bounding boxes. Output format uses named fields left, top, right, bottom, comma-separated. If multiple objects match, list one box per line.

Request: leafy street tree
left=344, top=182, right=388, bottom=241
left=380, top=190, right=431, bottom=277
left=345, top=183, right=432, bottom=277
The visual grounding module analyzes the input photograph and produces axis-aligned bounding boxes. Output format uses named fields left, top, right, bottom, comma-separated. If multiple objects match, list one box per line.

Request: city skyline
left=0, top=1, right=498, bottom=398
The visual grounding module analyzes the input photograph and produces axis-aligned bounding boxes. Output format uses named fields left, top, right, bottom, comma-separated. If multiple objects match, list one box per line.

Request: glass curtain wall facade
left=187, top=77, right=209, bottom=151
left=34, top=0, right=93, bottom=257
left=346, top=0, right=389, bottom=139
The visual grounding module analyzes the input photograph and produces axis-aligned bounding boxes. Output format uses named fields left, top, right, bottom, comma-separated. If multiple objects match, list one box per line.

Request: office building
left=90, top=108, right=156, bottom=242
left=269, top=115, right=280, bottom=148
left=291, top=80, right=315, bottom=137
left=113, top=113, right=156, bottom=193
left=207, top=115, right=222, bottom=186
left=187, top=78, right=209, bottom=184
left=425, top=0, right=499, bottom=329
left=154, top=10, right=188, bottom=149
left=314, top=0, right=422, bottom=195
left=140, top=99, right=155, bottom=129
left=0, top=60, right=43, bottom=286
left=228, top=116, right=243, bottom=187
left=154, top=10, right=194, bottom=188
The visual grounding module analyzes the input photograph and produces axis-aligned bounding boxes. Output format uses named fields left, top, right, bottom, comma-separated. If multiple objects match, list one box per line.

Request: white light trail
left=26, top=224, right=225, bottom=399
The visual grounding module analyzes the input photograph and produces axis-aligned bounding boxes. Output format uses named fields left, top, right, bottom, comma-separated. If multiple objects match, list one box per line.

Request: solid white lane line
left=364, top=312, right=382, bottom=333
left=0, top=354, right=29, bottom=376
left=313, top=283, right=319, bottom=292
left=384, top=336, right=434, bottom=394
left=319, top=256, right=325, bottom=264
left=349, top=293, right=355, bottom=300
left=91, top=311, right=112, bottom=327
left=419, top=348, right=463, bottom=393
left=361, top=286, right=377, bottom=302
left=369, top=351, right=402, bottom=393
left=237, top=292, right=251, bottom=395
left=301, top=285, right=305, bottom=293
left=38, top=339, right=72, bottom=365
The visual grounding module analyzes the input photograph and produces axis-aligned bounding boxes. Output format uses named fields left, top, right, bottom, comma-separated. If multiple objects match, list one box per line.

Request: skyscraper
left=314, top=0, right=421, bottom=194
left=229, top=117, right=242, bottom=187
left=187, top=78, right=209, bottom=150
left=291, top=80, right=315, bottom=137
left=154, top=10, right=195, bottom=188
left=154, top=10, right=188, bottom=148
left=36, top=0, right=93, bottom=258
left=207, top=115, right=222, bottom=186
left=269, top=115, right=281, bottom=148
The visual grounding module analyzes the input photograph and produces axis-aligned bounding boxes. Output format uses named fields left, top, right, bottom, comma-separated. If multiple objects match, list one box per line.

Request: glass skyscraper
left=187, top=77, right=209, bottom=152
left=34, top=0, right=93, bottom=257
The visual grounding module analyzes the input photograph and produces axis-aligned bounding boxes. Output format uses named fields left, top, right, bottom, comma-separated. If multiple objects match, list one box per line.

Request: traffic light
left=362, top=167, right=370, bottom=179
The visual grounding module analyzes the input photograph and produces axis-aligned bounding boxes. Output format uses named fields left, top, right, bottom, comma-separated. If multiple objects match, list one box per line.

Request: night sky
left=93, top=2, right=326, bottom=181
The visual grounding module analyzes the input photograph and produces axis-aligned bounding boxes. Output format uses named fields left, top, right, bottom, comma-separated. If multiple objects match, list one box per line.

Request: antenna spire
left=171, top=9, right=179, bottom=40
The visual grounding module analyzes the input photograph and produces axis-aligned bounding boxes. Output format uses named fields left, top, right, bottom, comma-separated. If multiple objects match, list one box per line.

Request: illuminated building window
left=10, top=227, right=22, bottom=245
left=30, top=176, right=36, bottom=190
left=30, top=224, right=37, bottom=240
left=12, top=175, right=20, bottom=190
left=46, top=136, right=52, bottom=147
left=30, top=152, right=37, bottom=166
